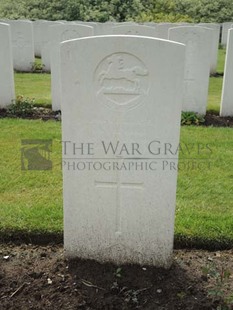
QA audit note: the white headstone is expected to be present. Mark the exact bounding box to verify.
[33,20,47,57]
[221,22,233,46]
[0,19,9,23]
[7,20,34,72]
[112,24,156,36]
[114,22,137,25]
[169,26,212,114]
[155,23,179,39]
[198,23,220,74]
[41,21,64,72]
[61,35,185,267]
[76,21,97,27]
[50,24,94,111]
[144,22,157,27]
[220,29,233,116]
[75,22,114,35]
[177,23,194,26]
[0,23,15,108]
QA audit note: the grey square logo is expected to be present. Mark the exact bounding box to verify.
[21,140,52,170]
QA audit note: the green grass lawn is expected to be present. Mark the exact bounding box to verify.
[0,119,62,235]
[207,76,223,113]
[0,119,232,248]
[207,48,226,113]
[15,72,51,106]
[176,126,233,248]
[216,47,226,73]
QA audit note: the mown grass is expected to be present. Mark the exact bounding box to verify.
[217,47,226,73]
[207,48,225,113]
[14,72,51,106]
[207,77,223,113]
[176,126,233,247]
[0,119,62,234]
[0,119,232,248]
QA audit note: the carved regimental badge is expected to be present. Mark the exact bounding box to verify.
[94,53,149,110]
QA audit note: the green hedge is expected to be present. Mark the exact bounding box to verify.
[0,0,233,23]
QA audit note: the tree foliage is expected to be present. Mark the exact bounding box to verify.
[175,0,233,23]
[0,0,232,22]
[136,0,192,22]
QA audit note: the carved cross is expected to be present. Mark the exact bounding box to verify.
[95,180,144,235]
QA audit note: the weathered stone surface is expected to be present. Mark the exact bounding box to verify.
[61,35,185,267]
[0,23,15,107]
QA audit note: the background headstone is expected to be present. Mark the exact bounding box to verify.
[61,35,185,267]
[73,21,114,35]
[144,22,157,27]
[50,23,94,111]
[198,23,221,74]
[155,23,179,39]
[221,22,233,47]
[93,22,116,35]
[112,24,156,36]
[220,28,233,116]
[41,21,64,72]
[169,26,212,114]
[0,23,15,107]
[7,20,34,72]
[33,20,47,57]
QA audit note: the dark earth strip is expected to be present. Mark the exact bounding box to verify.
[1,244,233,309]
[2,232,233,251]
[1,108,233,127]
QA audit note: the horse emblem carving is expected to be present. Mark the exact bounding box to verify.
[95,53,149,108]
[98,55,148,95]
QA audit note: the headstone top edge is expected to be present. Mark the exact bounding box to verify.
[0,22,10,27]
[60,34,186,48]
[49,23,94,30]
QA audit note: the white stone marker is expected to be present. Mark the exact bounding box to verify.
[220,29,233,116]
[198,23,220,74]
[0,23,15,107]
[112,24,156,36]
[33,20,47,57]
[94,22,116,35]
[155,23,179,39]
[144,22,157,27]
[41,21,64,72]
[7,20,34,72]
[50,24,94,111]
[169,26,212,114]
[221,22,233,46]
[61,35,185,267]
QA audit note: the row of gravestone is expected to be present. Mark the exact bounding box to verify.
[0,20,233,116]
[0,20,223,72]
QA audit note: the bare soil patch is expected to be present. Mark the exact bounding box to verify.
[1,244,233,309]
